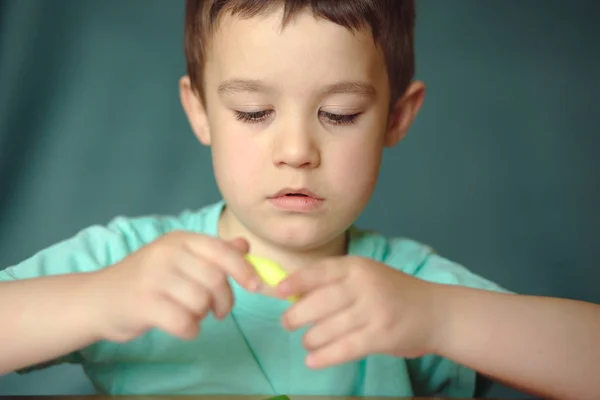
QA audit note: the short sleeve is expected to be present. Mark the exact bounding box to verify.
[1,223,133,282]
[382,238,514,397]
[414,253,512,294]
[0,213,194,373]
[405,353,476,397]
[0,212,198,282]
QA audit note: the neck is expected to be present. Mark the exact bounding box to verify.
[218,206,348,273]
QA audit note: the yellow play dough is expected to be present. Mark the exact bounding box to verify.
[245,254,297,302]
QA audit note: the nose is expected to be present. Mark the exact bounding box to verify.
[272,122,321,169]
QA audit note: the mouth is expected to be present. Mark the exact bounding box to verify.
[270,188,323,200]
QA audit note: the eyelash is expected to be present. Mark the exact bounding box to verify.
[234,110,362,126]
[321,111,361,126]
[234,110,272,124]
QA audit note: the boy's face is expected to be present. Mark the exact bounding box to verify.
[181,7,424,252]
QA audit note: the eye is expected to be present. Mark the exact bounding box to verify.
[320,111,362,126]
[234,110,273,124]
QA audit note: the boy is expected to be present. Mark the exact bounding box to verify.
[1,1,599,399]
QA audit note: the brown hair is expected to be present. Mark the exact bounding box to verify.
[184,0,415,105]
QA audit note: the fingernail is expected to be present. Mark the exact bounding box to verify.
[280,314,290,330]
[249,278,261,292]
[277,280,290,294]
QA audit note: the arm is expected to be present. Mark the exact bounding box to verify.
[0,219,155,374]
[0,273,104,374]
[435,285,600,400]
[0,212,258,376]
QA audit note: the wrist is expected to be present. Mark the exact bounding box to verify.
[426,282,464,357]
[74,270,111,342]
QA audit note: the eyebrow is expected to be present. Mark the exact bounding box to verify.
[218,79,271,95]
[217,79,376,98]
[323,81,377,98]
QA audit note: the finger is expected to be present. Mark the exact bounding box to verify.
[305,328,370,369]
[283,284,354,331]
[151,296,201,340]
[276,258,347,298]
[228,237,250,253]
[172,250,234,319]
[163,271,212,318]
[303,308,366,351]
[187,264,234,319]
[183,234,261,292]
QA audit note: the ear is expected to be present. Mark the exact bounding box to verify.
[179,75,211,146]
[384,80,426,148]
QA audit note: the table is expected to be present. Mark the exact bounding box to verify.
[0,396,503,400]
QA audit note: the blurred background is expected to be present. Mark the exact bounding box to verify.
[0,0,598,398]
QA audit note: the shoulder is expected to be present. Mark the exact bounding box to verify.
[0,201,225,280]
[348,227,510,293]
[105,200,223,243]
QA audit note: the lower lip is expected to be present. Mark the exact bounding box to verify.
[269,195,324,212]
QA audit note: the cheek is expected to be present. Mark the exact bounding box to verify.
[330,140,383,195]
[330,124,385,186]
[211,127,265,196]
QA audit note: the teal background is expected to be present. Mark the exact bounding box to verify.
[0,0,598,398]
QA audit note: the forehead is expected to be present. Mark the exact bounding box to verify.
[203,7,388,96]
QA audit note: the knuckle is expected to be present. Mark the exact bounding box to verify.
[322,258,339,270]
[172,317,193,337]
[332,285,349,302]
[137,267,160,292]
[206,273,229,293]
[212,240,234,258]
[340,309,356,328]
[161,308,191,335]
[339,337,360,356]
[158,231,191,252]
[376,308,396,331]
[192,290,211,314]
[165,230,188,241]
[303,329,318,349]
[347,259,366,278]
[143,241,172,263]
[376,314,391,331]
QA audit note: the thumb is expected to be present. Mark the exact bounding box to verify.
[228,237,250,253]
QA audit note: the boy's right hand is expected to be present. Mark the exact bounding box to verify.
[89,231,261,343]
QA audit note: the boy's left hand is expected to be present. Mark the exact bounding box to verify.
[276,256,446,369]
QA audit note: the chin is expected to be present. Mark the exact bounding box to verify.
[270,236,326,252]
[256,220,346,253]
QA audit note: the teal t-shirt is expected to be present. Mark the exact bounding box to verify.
[0,201,509,397]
